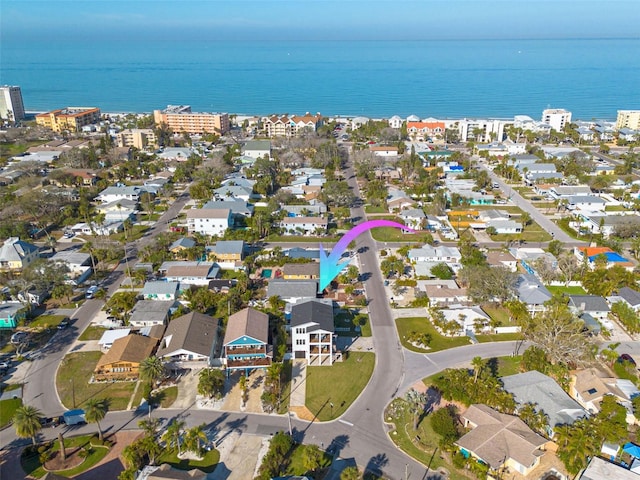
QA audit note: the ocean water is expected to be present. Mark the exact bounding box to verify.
[1,38,638,119]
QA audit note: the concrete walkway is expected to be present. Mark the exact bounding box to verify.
[390,307,428,319]
[171,369,199,410]
[209,431,266,480]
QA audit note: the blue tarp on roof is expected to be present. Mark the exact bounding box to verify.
[623,442,640,458]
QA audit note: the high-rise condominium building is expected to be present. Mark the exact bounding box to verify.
[541,108,572,132]
[116,129,158,149]
[0,86,26,123]
[35,107,101,132]
[616,110,640,130]
[153,105,230,135]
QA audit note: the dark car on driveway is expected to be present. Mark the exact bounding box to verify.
[617,354,637,366]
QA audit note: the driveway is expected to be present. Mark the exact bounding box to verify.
[171,369,199,410]
[209,431,266,480]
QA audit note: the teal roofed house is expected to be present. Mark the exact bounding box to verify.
[0,302,25,329]
[223,307,271,375]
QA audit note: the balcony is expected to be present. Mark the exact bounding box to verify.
[309,334,331,343]
[225,345,266,356]
[309,346,331,355]
[227,357,271,368]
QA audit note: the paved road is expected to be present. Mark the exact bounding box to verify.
[478,163,585,245]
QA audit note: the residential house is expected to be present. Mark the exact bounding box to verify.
[570,368,639,423]
[440,306,491,335]
[455,404,550,477]
[280,217,328,236]
[242,140,271,159]
[514,274,553,313]
[416,280,469,306]
[0,302,25,329]
[160,261,220,286]
[369,145,399,157]
[501,370,589,437]
[282,263,319,280]
[575,213,640,238]
[267,279,319,302]
[0,237,39,271]
[141,282,179,301]
[139,463,207,480]
[291,300,336,366]
[223,308,271,374]
[567,295,610,321]
[69,221,124,237]
[574,246,634,271]
[96,199,138,222]
[202,199,254,220]
[486,251,518,272]
[207,240,245,270]
[169,237,197,256]
[549,185,593,199]
[213,185,256,202]
[208,279,233,293]
[186,208,231,237]
[387,188,416,213]
[399,209,426,230]
[374,168,401,182]
[98,329,131,351]
[579,457,640,480]
[96,185,144,204]
[93,334,157,381]
[157,312,221,365]
[566,195,606,212]
[486,219,522,234]
[388,115,403,129]
[613,287,640,311]
[282,203,327,217]
[511,248,558,276]
[156,147,193,162]
[406,121,445,140]
[444,178,495,205]
[128,300,174,328]
[408,246,462,264]
[285,247,321,261]
[49,250,93,285]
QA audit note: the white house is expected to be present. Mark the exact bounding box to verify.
[96,185,144,204]
[141,281,179,301]
[242,140,271,159]
[98,329,131,351]
[291,299,335,366]
[160,261,220,286]
[408,246,461,264]
[388,115,403,129]
[369,146,399,157]
[440,306,491,335]
[399,208,426,230]
[186,208,231,237]
[566,195,606,212]
[280,217,328,235]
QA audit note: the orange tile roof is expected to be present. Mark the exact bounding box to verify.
[407,121,445,130]
[577,247,613,257]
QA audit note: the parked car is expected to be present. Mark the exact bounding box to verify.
[85,286,101,299]
[617,354,637,366]
[57,318,71,329]
[10,331,28,345]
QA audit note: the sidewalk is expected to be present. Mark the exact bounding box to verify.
[289,360,314,420]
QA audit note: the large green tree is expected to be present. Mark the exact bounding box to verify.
[84,398,109,441]
[197,368,225,399]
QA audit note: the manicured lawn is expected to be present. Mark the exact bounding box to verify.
[547,285,587,295]
[306,352,374,421]
[286,444,332,475]
[21,434,109,478]
[481,305,514,326]
[605,205,628,212]
[496,355,523,377]
[490,219,553,242]
[29,314,66,329]
[476,333,523,343]
[335,309,370,337]
[384,398,469,480]
[158,386,178,408]
[364,205,388,214]
[157,448,220,473]
[395,317,471,353]
[0,397,22,428]
[56,352,136,411]
[78,325,106,341]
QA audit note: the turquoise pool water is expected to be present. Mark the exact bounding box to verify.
[262,269,272,278]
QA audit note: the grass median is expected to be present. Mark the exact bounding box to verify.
[396,317,471,353]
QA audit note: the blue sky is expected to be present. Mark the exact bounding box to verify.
[2,0,639,41]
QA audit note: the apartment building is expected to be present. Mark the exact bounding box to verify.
[616,110,640,130]
[0,85,25,122]
[116,128,158,149]
[261,113,323,137]
[36,107,101,132]
[186,208,231,237]
[541,108,572,132]
[458,119,506,143]
[407,121,445,140]
[153,105,230,134]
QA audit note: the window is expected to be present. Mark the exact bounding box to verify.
[296,339,306,345]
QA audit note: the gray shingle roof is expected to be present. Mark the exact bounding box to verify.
[291,300,334,333]
[618,287,640,307]
[267,279,318,299]
[223,307,269,345]
[567,295,610,313]
[142,281,179,297]
[211,240,245,255]
[515,274,553,305]
[500,371,588,429]
[157,311,220,358]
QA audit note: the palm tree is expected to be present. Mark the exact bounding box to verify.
[162,419,185,455]
[340,466,361,480]
[138,417,161,438]
[197,368,225,399]
[139,356,165,386]
[84,398,109,441]
[471,356,485,384]
[183,424,208,456]
[13,405,42,445]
